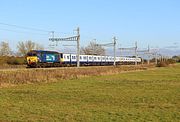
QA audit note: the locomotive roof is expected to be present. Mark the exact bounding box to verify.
[29,50,62,54]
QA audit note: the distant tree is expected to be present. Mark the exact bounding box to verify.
[17,40,44,56]
[81,41,105,55]
[0,41,11,56]
[172,55,180,62]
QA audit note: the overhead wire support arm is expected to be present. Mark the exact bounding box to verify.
[119,47,136,50]
[49,36,79,42]
[118,41,138,66]
[49,27,80,68]
[137,50,149,53]
[95,36,117,66]
[96,43,114,46]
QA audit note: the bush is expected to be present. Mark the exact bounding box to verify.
[166,59,176,64]
[7,58,19,65]
[3,56,26,65]
[156,62,168,67]
[156,59,176,67]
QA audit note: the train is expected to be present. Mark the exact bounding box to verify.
[26,50,141,68]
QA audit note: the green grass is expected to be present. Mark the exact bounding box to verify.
[0,65,180,121]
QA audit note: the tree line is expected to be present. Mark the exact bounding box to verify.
[0,40,105,57]
[0,40,43,57]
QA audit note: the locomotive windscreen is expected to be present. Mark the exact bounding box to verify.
[27,52,37,56]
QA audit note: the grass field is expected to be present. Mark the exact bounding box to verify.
[0,64,180,121]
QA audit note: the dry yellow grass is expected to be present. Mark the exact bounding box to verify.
[0,64,154,86]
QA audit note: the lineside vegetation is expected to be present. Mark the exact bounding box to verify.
[0,65,152,85]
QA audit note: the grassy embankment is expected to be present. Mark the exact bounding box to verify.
[0,64,179,121]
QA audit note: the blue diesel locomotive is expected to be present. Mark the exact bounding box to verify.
[26,50,63,67]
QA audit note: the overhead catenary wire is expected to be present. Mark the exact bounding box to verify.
[0,28,49,36]
[0,22,50,33]
[0,22,73,36]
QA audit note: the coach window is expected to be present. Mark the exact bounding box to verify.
[67,56,70,59]
[83,56,86,60]
[80,56,82,60]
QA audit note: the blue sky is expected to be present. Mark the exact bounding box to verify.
[0,0,180,54]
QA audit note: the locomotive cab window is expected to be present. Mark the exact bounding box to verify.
[27,52,37,56]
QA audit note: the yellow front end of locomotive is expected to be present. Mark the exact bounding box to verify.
[27,56,38,65]
[60,58,64,63]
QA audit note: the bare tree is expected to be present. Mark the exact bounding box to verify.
[17,41,29,56]
[0,41,11,56]
[17,40,44,56]
[81,41,105,55]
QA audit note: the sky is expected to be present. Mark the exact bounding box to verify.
[0,0,180,55]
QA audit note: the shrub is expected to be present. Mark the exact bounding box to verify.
[156,62,168,67]
[6,57,25,65]
[166,59,176,64]
[156,58,176,67]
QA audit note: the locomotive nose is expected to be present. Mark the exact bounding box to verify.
[28,58,32,64]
